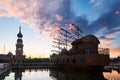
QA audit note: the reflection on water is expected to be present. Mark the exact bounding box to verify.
[50,69,106,80]
[103,70,120,80]
[3,69,51,80]
[0,69,120,80]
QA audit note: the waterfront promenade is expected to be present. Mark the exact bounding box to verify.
[0,63,10,76]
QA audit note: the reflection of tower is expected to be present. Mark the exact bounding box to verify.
[15,26,24,63]
[14,70,22,80]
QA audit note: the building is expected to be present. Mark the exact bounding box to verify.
[14,27,24,63]
[0,51,13,63]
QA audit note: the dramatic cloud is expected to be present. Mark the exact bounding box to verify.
[0,0,89,39]
[99,36,116,41]
[0,0,120,55]
[91,0,120,34]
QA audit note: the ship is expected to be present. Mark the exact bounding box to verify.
[50,24,109,71]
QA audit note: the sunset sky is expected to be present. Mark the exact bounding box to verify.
[0,0,120,58]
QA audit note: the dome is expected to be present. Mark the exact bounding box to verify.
[17,39,23,43]
[72,34,100,45]
[17,32,23,38]
[8,51,13,56]
[17,26,23,38]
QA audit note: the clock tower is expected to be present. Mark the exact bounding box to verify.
[15,26,24,63]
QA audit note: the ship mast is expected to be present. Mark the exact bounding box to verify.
[70,23,83,39]
[51,38,62,54]
[51,23,83,54]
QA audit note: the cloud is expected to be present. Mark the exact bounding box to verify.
[89,0,95,3]
[110,47,120,58]
[98,33,116,48]
[88,0,120,35]
[0,0,74,37]
[89,0,104,6]
[99,36,116,41]
[0,11,6,16]
[0,0,120,51]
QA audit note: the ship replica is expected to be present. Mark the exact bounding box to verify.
[50,23,109,71]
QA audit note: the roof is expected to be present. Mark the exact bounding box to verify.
[17,27,23,38]
[71,35,100,45]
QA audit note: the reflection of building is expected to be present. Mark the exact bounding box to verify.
[51,35,109,71]
[14,27,24,63]
[12,69,25,80]
[50,69,106,80]
[15,70,22,80]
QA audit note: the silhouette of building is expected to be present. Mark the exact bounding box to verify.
[14,26,24,63]
[0,51,13,63]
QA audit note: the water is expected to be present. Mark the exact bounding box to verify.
[1,69,120,80]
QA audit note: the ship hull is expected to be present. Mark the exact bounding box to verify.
[51,54,109,71]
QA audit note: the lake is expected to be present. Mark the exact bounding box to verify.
[1,69,120,80]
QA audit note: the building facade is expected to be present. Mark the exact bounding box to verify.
[15,27,24,63]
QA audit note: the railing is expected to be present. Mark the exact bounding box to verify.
[98,48,109,55]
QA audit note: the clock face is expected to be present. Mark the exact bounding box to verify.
[18,48,22,50]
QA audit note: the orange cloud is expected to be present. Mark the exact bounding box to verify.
[21,16,30,23]
[0,12,6,16]
[110,48,120,58]
[103,71,120,79]
[0,0,68,40]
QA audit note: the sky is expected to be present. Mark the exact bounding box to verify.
[0,0,120,58]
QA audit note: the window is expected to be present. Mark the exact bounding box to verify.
[72,58,76,64]
[84,48,90,54]
[80,58,86,64]
[66,59,69,63]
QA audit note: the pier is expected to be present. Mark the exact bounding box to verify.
[104,63,120,73]
[11,62,57,69]
[0,63,10,77]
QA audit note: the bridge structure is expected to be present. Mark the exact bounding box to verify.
[11,62,57,69]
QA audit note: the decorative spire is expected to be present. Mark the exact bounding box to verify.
[19,26,21,33]
[17,26,23,38]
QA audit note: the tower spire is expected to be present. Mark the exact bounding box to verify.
[19,26,21,33]
[17,26,23,38]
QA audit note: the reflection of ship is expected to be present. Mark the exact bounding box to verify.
[50,35,109,71]
[50,69,107,80]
